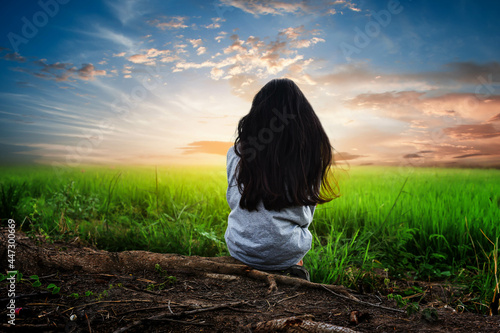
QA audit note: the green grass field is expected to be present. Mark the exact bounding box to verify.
[1,165,499,313]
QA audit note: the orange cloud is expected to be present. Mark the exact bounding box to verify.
[443,123,500,140]
[489,113,500,122]
[181,141,234,155]
[346,90,500,123]
[126,48,177,66]
[19,59,107,82]
[279,26,324,48]
[77,64,106,80]
[334,151,364,161]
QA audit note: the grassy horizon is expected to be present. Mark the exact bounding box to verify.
[1,164,499,314]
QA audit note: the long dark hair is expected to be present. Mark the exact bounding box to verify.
[234,78,339,211]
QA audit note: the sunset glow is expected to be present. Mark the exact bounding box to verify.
[1,0,499,167]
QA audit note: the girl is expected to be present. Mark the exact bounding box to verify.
[225,78,339,280]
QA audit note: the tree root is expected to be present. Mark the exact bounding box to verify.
[1,231,359,301]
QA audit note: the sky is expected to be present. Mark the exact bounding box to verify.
[0,0,499,168]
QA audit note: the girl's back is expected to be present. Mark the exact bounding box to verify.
[224,78,339,273]
[225,145,316,270]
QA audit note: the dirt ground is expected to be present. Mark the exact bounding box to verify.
[1,234,500,332]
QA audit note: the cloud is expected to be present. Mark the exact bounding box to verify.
[105,0,141,25]
[346,89,500,124]
[314,61,500,92]
[25,60,73,81]
[329,0,361,13]
[334,151,364,161]
[173,43,189,56]
[339,83,500,166]
[121,65,132,77]
[279,26,308,40]
[175,60,217,71]
[219,0,309,16]
[126,48,177,65]
[95,27,135,49]
[279,26,324,49]
[185,40,208,56]
[454,142,500,162]
[181,141,233,155]
[187,28,323,97]
[443,123,500,140]
[489,113,500,122]
[315,62,380,85]
[226,73,263,100]
[215,31,227,43]
[189,39,203,48]
[174,30,313,87]
[291,37,325,48]
[159,24,323,99]
[403,153,422,159]
[348,90,425,107]
[386,61,500,87]
[204,17,225,29]
[345,90,426,121]
[441,61,500,84]
[77,64,106,80]
[217,0,361,16]
[3,52,27,63]
[394,130,500,167]
[20,59,107,82]
[454,153,491,159]
[148,16,189,30]
[210,67,224,80]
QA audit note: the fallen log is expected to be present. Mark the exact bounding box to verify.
[1,231,358,300]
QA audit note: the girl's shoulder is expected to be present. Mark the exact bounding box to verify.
[226,145,239,181]
[226,145,237,161]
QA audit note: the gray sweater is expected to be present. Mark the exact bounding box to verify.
[224,146,316,270]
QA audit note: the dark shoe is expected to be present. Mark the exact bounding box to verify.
[285,265,310,281]
[266,265,310,281]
